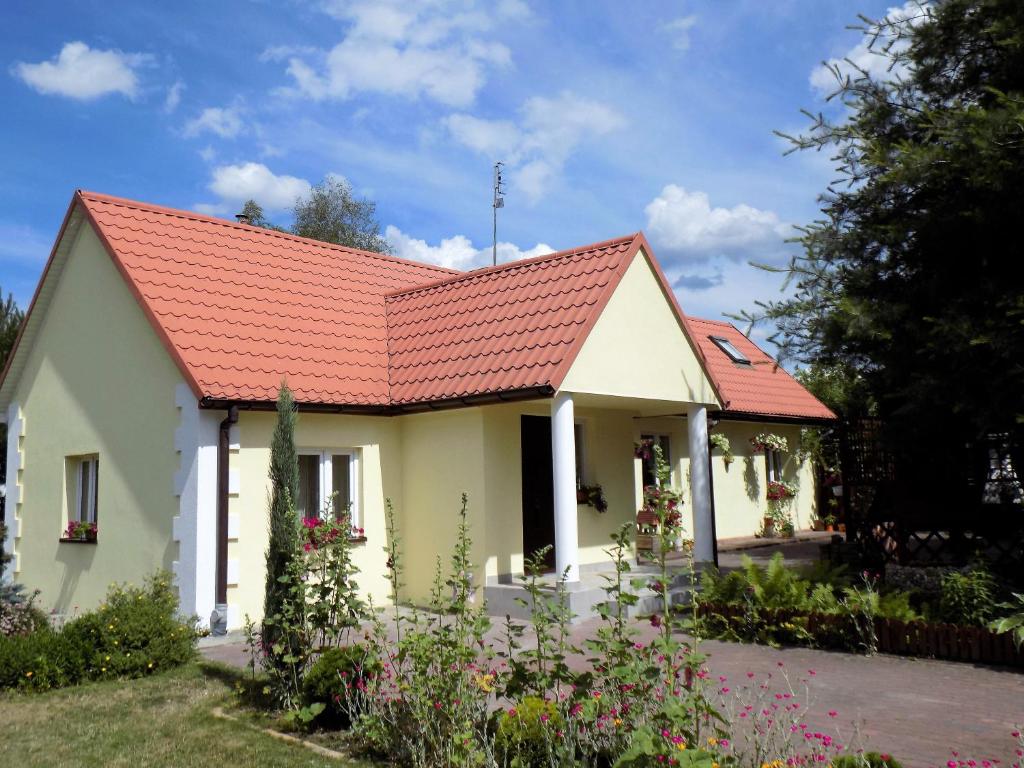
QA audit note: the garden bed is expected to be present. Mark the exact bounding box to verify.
[700,603,1024,667]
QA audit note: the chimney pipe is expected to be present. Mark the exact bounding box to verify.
[235,213,250,225]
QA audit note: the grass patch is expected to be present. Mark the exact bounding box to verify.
[0,661,376,767]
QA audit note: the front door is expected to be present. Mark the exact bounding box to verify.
[521,415,556,571]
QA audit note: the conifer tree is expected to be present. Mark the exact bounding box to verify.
[263,383,299,640]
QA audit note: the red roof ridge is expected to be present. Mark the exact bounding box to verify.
[384,232,642,300]
[76,189,460,278]
[687,315,739,328]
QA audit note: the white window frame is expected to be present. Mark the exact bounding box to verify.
[297,449,360,527]
[72,456,99,525]
[765,449,784,483]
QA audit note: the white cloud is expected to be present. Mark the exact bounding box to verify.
[662,15,698,52]
[445,91,627,203]
[385,225,552,271]
[208,162,312,210]
[164,80,184,112]
[279,1,519,107]
[184,106,244,138]
[12,41,152,100]
[644,185,790,260]
[810,2,931,94]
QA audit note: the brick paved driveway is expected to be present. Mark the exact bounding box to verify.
[201,614,1022,767]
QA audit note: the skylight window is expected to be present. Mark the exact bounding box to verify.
[709,336,750,365]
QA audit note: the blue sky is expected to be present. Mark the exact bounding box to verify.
[0,0,901,345]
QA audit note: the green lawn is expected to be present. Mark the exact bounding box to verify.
[0,662,373,767]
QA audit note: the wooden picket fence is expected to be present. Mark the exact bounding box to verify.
[699,603,1024,668]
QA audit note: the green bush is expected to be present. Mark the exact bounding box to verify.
[0,571,196,692]
[937,566,997,627]
[495,696,564,768]
[302,644,382,728]
[833,751,903,768]
[0,625,93,691]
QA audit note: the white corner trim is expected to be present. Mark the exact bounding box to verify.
[227,468,240,496]
[228,424,240,450]
[226,558,239,586]
[172,383,219,628]
[227,513,240,540]
[3,402,24,580]
[227,604,240,630]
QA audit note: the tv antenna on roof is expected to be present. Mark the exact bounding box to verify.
[492,161,505,266]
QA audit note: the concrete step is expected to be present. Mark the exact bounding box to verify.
[484,565,698,623]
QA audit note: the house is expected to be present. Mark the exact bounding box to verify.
[0,191,834,630]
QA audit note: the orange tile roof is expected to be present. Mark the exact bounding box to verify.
[385,235,642,404]
[2,190,831,422]
[687,317,836,421]
[78,191,455,405]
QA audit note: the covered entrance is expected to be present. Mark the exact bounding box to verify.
[520,415,556,571]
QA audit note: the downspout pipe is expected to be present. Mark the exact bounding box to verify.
[211,405,239,636]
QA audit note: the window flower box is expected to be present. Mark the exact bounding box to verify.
[62,520,97,543]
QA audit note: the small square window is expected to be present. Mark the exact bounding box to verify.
[709,336,750,365]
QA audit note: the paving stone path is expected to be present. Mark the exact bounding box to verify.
[200,614,1023,768]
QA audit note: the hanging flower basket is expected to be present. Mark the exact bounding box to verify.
[750,432,789,453]
[633,438,655,461]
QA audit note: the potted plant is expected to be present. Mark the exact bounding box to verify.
[823,514,837,533]
[577,483,608,513]
[750,432,789,454]
[709,432,734,466]
[64,520,97,542]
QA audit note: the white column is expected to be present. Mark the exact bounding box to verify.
[687,404,714,563]
[551,392,579,582]
[171,384,220,628]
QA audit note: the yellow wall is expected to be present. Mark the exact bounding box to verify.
[11,224,184,614]
[398,408,486,604]
[632,418,816,540]
[479,401,639,580]
[231,411,403,621]
[706,421,815,539]
[560,250,718,408]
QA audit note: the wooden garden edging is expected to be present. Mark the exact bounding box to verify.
[699,603,1024,668]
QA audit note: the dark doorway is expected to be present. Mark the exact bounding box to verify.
[521,415,555,571]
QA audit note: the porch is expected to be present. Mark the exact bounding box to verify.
[476,389,717,620]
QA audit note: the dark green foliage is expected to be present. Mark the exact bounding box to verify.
[936,565,997,626]
[743,0,1024,478]
[264,383,300,643]
[494,696,563,768]
[0,572,195,691]
[833,751,903,768]
[302,644,382,728]
[698,553,918,650]
[292,176,391,254]
[0,625,89,690]
[0,288,22,371]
